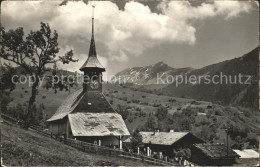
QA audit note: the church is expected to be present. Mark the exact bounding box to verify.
[47,8,130,148]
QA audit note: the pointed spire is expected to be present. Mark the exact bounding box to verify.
[88,5,96,57]
[92,5,94,35]
[80,6,105,72]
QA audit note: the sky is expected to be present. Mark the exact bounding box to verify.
[1,1,258,79]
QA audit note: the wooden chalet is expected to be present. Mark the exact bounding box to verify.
[190,143,238,166]
[139,131,204,158]
[47,8,130,148]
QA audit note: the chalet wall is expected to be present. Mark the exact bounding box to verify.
[190,146,236,166]
[49,117,67,136]
[75,136,120,146]
[190,146,208,165]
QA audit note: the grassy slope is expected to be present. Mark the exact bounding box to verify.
[9,82,210,128]
[7,82,260,145]
[103,84,260,146]
[8,83,81,119]
[1,123,146,166]
[103,83,211,131]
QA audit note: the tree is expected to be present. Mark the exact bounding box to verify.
[173,148,191,159]
[116,104,129,120]
[0,22,78,126]
[131,130,143,150]
[179,118,192,131]
[155,107,168,120]
[0,65,17,96]
[1,95,13,114]
[144,115,158,131]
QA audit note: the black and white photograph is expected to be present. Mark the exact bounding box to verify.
[0,0,259,166]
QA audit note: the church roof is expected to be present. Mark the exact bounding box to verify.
[79,56,105,71]
[68,112,130,136]
[75,90,115,113]
[47,89,84,121]
[47,88,115,122]
[47,88,130,136]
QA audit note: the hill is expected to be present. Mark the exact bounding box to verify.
[162,47,258,109]
[113,47,258,109]
[5,78,260,149]
[103,83,260,150]
[3,46,259,153]
[1,123,144,166]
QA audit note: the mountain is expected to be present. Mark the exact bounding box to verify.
[113,47,259,109]
[114,61,193,85]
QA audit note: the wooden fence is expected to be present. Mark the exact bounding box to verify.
[62,138,178,166]
[1,114,179,166]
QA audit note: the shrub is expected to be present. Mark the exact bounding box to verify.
[153,103,161,107]
[136,107,141,112]
[110,99,113,104]
[215,109,223,116]
[155,107,168,120]
[169,98,176,102]
[132,99,140,104]
[128,117,133,123]
[140,102,148,105]
[135,112,138,117]
[122,97,127,101]
[116,104,129,120]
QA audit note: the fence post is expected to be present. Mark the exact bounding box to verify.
[119,135,122,150]
[147,147,150,156]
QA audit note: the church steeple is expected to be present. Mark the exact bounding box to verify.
[80,5,105,72]
[80,6,105,92]
[89,6,97,57]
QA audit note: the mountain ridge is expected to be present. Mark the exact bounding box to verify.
[113,46,259,109]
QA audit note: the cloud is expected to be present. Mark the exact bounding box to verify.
[1,1,59,30]
[1,0,254,67]
[214,1,252,19]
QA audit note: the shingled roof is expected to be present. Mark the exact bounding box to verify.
[47,89,84,121]
[79,56,105,71]
[68,112,130,136]
[47,88,115,122]
[140,131,192,145]
[193,143,238,159]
